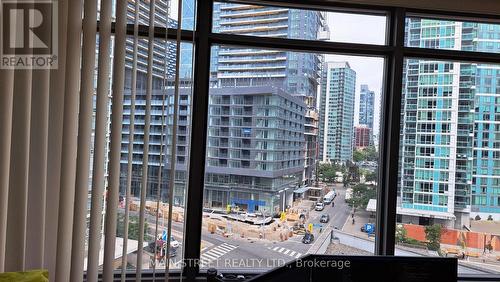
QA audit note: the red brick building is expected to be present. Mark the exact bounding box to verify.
[355,125,371,148]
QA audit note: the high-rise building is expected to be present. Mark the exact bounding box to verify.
[399,18,500,227]
[200,3,327,212]
[359,84,375,131]
[120,0,192,206]
[304,109,319,185]
[120,2,328,212]
[212,3,327,102]
[355,125,372,149]
[204,87,306,213]
[468,24,500,220]
[319,62,356,163]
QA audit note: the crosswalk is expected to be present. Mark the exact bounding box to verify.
[268,246,302,259]
[199,243,238,267]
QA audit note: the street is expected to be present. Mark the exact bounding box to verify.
[167,183,351,270]
[119,183,498,275]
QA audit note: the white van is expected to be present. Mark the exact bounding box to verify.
[323,191,336,204]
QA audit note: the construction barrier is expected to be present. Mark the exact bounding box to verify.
[403,224,500,251]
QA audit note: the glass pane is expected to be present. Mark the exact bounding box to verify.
[201,44,384,270]
[212,2,387,45]
[405,17,500,54]
[180,0,196,31]
[397,58,500,276]
[126,0,172,28]
[125,0,196,30]
[104,38,193,273]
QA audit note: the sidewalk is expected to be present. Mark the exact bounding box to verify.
[341,209,375,239]
[308,227,333,254]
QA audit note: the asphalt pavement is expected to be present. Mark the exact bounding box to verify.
[119,184,497,275]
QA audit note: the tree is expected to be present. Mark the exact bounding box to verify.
[346,183,377,211]
[323,168,337,183]
[318,163,337,183]
[116,214,150,241]
[353,150,364,162]
[353,145,378,162]
[342,161,360,186]
[365,169,377,183]
[424,224,442,251]
[364,145,378,161]
[396,224,408,243]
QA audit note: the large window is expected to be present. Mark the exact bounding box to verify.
[201,45,384,269]
[88,0,196,277]
[4,0,500,280]
[395,17,500,275]
[117,1,500,278]
[93,1,500,279]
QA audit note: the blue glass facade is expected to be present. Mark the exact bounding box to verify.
[319,62,356,163]
[359,84,375,133]
[471,23,500,218]
[400,18,500,226]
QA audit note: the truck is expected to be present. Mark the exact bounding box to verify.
[323,190,336,204]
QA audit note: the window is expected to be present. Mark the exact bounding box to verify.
[213,2,387,45]
[405,17,500,54]
[2,0,500,280]
[202,43,384,269]
[398,43,500,276]
[117,33,195,272]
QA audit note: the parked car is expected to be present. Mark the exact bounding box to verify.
[302,232,315,244]
[315,202,325,211]
[361,223,375,234]
[320,214,330,223]
[169,235,181,248]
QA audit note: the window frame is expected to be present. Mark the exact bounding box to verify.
[111,0,500,279]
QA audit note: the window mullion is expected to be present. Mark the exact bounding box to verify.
[376,7,405,256]
[183,0,214,279]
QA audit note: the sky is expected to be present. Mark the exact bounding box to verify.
[326,13,387,137]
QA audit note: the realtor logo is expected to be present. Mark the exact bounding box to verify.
[1,0,58,69]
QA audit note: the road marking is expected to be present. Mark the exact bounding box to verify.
[210,249,225,256]
[218,244,235,252]
[203,253,219,260]
[268,246,301,259]
[199,243,238,267]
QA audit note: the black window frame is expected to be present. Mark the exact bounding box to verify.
[110,0,500,280]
